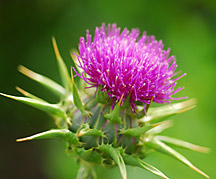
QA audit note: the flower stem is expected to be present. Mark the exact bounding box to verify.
[77,165,97,179]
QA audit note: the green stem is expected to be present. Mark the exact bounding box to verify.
[76,165,97,179]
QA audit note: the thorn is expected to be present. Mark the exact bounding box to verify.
[71,67,75,84]
[152,121,165,127]
[118,94,124,106]
[70,49,79,64]
[16,87,27,95]
[177,105,196,113]
[190,165,209,178]
[66,117,72,126]
[18,65,35,79]
[52,37,61,60]
[0,93,16,100]
[15,86,46,102]
[77,132,83,137]
[16,137,32,142]
[192,146,210,154]
[146,96,154,112]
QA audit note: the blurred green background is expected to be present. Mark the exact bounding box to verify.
[0,0,216,178]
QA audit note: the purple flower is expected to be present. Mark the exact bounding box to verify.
[75,23,187,107]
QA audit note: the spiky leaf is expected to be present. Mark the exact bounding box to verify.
[18,65,65,97]
[123,155,168,179]
[104,95,123,124]
[78,124,105,137]
[96,85,109,104]
[17,129,79,144]
[52,37,72,91]
[99,145,127,179]
[71,70,91,117]
[144,137,209,178]
[0,93,66,119]
[145,120,173,136]
[75,148,103,164]
[140,99,196,124]
[16,87,46,102]
[156,135,210,153]
[120,125,152,137]
[70,49,82,87]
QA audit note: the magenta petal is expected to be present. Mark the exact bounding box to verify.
[76,23,186,106]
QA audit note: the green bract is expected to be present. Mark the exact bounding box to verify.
[0,38,209,179]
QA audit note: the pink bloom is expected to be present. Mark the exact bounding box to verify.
[76,23,187,107]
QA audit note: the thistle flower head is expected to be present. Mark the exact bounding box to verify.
[77,23,187,108]
[0,24,209,179]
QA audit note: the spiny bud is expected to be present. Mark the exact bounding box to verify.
[0,24,209,179]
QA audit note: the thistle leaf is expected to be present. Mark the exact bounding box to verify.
[52,37,72,91]
[78,128,104,137]
[123,155,168,179]
[140,99,196,124]
[121,94,131,109]
[145,137,209,178]
[0,93,66,120]
[17,129,79,144]
[16,86,46,102]
[70,49,82,86]
[120,125,153,137]
[104,95,124,124]
[99,145,127,179]
[145,120,173,136]
[70,49,81,75]
[156,135,210,153]
[71,70,84,110]
[18,65,65,97]
[96,85,109,104]
[75,148,103,164]
[71,69,91,117]
[77,124,105,137]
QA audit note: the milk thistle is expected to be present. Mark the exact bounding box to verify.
[0,23,209,179]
